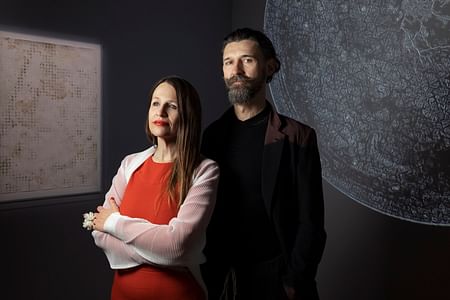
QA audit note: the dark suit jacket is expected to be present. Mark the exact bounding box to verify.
[201,103,326,299]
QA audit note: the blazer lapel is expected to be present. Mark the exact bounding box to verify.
[262,107,285,217]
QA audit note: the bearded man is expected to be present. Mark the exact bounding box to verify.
[201,28,327,300]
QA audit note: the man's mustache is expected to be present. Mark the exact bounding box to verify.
[226,75,252,85]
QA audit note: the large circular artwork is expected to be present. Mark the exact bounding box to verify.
[264,0,450,225]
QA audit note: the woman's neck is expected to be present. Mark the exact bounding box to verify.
[153,139,177,162]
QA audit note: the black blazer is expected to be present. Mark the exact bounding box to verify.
[201,103,326,299]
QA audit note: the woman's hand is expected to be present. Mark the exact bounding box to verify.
[93,198,120,231]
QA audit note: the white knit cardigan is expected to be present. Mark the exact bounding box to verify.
[92,146,219,295]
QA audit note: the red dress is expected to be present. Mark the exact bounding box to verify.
[110,157,205,300]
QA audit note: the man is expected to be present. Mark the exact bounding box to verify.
[201,28,326,300]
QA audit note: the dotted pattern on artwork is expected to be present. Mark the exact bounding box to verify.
[0,32,101,201]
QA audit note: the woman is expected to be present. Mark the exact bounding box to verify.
[90,76,219,299]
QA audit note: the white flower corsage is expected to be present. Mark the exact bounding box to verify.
[82,212,95,231]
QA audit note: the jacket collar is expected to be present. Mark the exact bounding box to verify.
[264,101,286,145]
[263,102,286,215]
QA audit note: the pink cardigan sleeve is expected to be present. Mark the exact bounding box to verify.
[91,151,145,268]
[92,157,219,268]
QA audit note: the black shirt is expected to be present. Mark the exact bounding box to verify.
[217,105,280,264]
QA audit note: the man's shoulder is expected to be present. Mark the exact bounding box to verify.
[276,112,315,134]
[204,108,234,134]
[272,111,317,146]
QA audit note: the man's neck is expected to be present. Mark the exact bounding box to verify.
[233,96,266,121]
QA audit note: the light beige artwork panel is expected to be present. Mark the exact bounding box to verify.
[0,31,101,201]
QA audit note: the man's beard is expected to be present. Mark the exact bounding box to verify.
[224,75,265,105]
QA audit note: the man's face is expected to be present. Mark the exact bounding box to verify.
[222,39,268,105]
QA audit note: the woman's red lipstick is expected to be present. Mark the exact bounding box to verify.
[153,120,169,126]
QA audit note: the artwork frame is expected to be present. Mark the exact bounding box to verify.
[0,30,102,202]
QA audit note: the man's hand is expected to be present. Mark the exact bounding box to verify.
[284,285,296,300]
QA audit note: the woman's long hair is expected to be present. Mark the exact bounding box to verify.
[145,76,202,206]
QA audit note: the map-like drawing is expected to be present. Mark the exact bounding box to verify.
[264,0,449,225]
[0,31,101,202]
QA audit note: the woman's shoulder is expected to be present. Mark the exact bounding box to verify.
[193,157,220,180]
[121,146,156,168]
[198,156,219,169]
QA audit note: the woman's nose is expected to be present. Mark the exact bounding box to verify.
[156,105,168,117]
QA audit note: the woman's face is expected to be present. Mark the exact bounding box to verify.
[148,82,179,142]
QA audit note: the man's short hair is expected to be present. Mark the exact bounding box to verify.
[223,27,281,82]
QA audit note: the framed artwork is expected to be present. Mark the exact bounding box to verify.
[0,30,102,202]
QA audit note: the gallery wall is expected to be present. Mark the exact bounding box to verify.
[0,1,230,299]
[231,1,450,299]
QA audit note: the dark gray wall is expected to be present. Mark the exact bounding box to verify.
[0,1,230,299]
[2,1,449,299]
[232,1,450,299]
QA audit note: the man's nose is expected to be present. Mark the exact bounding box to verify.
[230,61,244,76]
